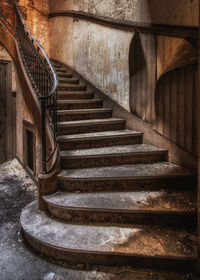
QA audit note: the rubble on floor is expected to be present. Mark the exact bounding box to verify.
[0,159,199,280]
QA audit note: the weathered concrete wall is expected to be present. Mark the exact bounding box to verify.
[49,0,199,27]
[18,0,50,55]
[50,17,132,110]
[16,74,41,176]
[0,46,41,175]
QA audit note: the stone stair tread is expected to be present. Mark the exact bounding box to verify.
[57,118,125,126]
[59,78,79,83]
[58,108,112,114]
[57,99,102,104]
[57,91,93,94]
[57,129,142,140]
[58,83,85,87]
[60,144,167,157]
[58,162,195,179]
[43,190,196,213]
[21,201,198,259]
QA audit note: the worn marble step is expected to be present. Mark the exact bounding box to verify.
[57,163,196,192]
[58,84,86,91]
[57,99,103,110]
[21,201,198,271]
[57,130,143,150]
[60,144,168,169]
[55,68,67,73]
[57,91,94,100]
[57,118,126,135]
[57,108,113,122]
[43,190,197,227]
[58,77,79,84]
[57,72,73,78]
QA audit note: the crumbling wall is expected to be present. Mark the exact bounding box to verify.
[0,46,41,175]
[19,0,50,55]
[50,0,198,27]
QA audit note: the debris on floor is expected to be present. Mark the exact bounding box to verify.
[0,159,199,280]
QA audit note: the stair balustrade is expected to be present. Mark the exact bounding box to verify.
[0,0,58,174]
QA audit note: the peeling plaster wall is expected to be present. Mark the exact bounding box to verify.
[16,75,41,176]
[50,17,133,110]
[50,0,199,27]
[50,0,198,111]
[0,46,41,175]
[19,0,50,55]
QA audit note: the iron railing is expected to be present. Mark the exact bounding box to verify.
[0,0,58,174]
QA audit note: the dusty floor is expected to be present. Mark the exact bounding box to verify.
[0,159,199,280]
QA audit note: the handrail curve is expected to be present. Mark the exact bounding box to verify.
[0,0,59,174]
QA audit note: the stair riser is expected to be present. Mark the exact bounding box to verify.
[57,93,94,100]
[57,73,73,78]
[58,85,86,91]
[61,152,168,169]
[57,102,103,110]
[45,203,197,228]
[58,135,143,150]
[23,232,198,272]
[58,176,196,192]
[58,111,112,122]
[56,69,67,73]
[57,122,126,135]
[59,79,79,84]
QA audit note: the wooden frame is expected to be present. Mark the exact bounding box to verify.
[0,60,16,162]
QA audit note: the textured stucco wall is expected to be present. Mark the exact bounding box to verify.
[50,0,199,111]
[50,0,198,27]
[19,0,50,55]
[0,46,41,175]
[50,17,133,110]
[16,75,41,176]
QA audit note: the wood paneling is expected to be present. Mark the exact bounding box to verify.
[129,32,198,156]
[129,33,156,123]
[0,61,7,163]
[0,60,16,162]
[155,63,198,156]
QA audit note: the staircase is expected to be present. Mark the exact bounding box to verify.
[21,62,198,272]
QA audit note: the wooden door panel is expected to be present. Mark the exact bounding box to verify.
[0,62,7,163]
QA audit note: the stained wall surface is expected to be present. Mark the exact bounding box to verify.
[49,0,199,159]
[18,0,50,55]
[0,46,41,175]
[49,0,198,27]
[50,16,132,110]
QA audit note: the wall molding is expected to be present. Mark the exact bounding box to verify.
[49,10,198,39]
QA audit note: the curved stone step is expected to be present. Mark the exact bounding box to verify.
[58,84,86,91]
[57,130,143,150]
[21,201,198,271]
[57,118,126,135]
[57,99,103,110]
[56,68,67,73]
[57,163,196,192]
[58,108,113,121]
[57,72,73,78]
[43,190,197,227]
[60,144,168,168]
[58,77,79,84]
[57,91,94,100]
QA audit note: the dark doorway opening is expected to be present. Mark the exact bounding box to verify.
[23,121,36,176]
[0,60,16,163]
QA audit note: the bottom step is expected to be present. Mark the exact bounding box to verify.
[21,201,198,272]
